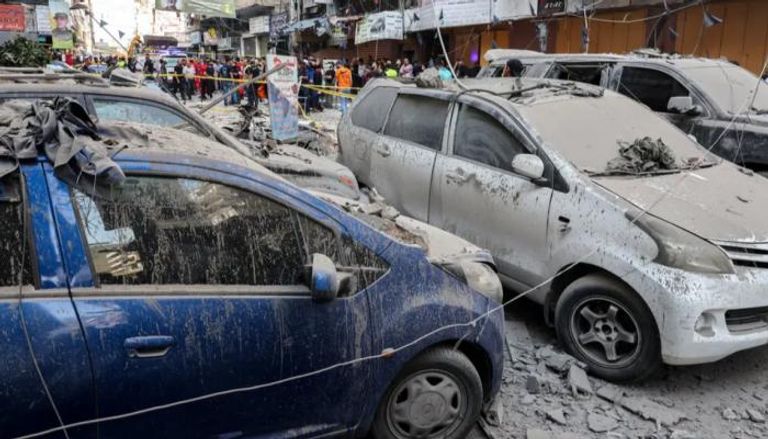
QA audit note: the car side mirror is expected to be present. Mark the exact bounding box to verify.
[512,154,545,180]
[667,96,702,116]
[310,253,339,302]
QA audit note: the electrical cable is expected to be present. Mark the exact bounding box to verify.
[13,50,768,439]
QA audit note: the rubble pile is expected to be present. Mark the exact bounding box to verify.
[485,312,768,439]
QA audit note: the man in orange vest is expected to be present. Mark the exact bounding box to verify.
[335,61,353,114]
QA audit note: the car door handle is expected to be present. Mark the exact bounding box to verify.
[375,144,391,157]
[446,169,474,184]
[124,336,175,358]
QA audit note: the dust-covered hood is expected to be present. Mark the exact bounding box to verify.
[593,163,768,243]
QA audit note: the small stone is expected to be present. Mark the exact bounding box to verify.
[545,408,567,425]
[723,408,742,421]
[568,364,593,397]
[597,384,625,403]
[670,430,697,439]
[381,205,399,220]
[520,394,536,405]
[526,375,541,394]
[526,429,553,439]
[545,352,576,374]
[587,413,618,433]
[747,408,765,423]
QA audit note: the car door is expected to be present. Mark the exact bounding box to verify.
[53,168,373,438]
[371,91,452,222]
[612,64,706,134]
[429,97,555,289]
[0,164,96,439]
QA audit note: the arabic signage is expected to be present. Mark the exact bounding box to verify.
[249,15,269,35]
[269,12,289,40]
[35,5,51,34]
[49,0,73,49]
[355,11,403,44]
[538,0,565,16]
[155,0,236,18]
[0,4,25,32]
[266,55,299,142]
[406,0,491,32]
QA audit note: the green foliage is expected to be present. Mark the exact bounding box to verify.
[0,36,50,67]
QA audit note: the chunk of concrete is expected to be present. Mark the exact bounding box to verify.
[545,352,577,374]
[545,408,567,425]
[747,408,765,423]
[722,408,741,421]
[596,384,625,403]
[526,429,553,439]
[621,397,687,426]
[526,375,541,394]
[587,413,619,433]
[568,364,593,397]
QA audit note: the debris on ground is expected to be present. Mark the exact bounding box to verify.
[606,136,678,174]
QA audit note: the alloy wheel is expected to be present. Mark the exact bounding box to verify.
[569,296,641,368]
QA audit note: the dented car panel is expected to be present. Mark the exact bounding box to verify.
[4,138,504,438]
[338,77,768,368]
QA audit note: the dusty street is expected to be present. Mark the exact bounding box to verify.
[484,299,768,439]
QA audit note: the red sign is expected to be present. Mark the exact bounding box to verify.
[0,4,25,32]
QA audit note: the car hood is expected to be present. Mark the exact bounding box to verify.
[592,164,768,243]
[309,191,494,265]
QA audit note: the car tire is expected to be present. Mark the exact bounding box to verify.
[555,274,661,382]
[371,347,483,439]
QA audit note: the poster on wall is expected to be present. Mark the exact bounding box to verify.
[266,55,299,141]
[35,6,51,34]
[49,0,73,49]
[269,12,289,40]
[0,4,25,32]
[355,11,403,44]
[494,0,536,20]
[155,0,236,18]
[406,0,491,31]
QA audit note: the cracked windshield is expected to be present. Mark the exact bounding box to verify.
[1,0,768,438]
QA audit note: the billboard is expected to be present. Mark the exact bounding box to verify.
[249,16,269,35]
[494,0,536,20]
[266,55,299,142]
[0,4,25,32]
[355,11,403,45]
[155,0,236,18]
[269,12,289,40]
[49,0,73,49]
[405,0,491,32]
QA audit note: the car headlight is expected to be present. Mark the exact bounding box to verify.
[442,261,504,303]
[629,212,734,274]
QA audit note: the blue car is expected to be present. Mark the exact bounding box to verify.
[1,119,504,438]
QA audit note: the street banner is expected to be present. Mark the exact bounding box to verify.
[266,55,299,142]
[0,4,25,32]
[35,6,51,35]
[269,12,289,40]
[49,0,73,49]
[155,0,236,18]
[494,0,536,20]
[406,0,491,32]
[249,16,269,35]
[355,11,403,44]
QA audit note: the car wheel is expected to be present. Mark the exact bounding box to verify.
[555,274,661,382]
[372,347,483,439]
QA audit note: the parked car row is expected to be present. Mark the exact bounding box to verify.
[480,49,768,175]
[338,74,768,382]
[0,73,505,438]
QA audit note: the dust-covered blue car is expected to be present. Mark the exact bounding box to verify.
[0,100,504,439]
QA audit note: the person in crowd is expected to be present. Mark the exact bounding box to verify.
[312,59,324,111]
[172,59,189,102]
[335,61,353,114]
[203,59,215,100]
[384,62,398,78]
[436,59,453,81]
[244,59,260,107]
[143,54,155,76]
[502,58,525,77]
[220,59,233,105]
[183,59,196,100]
[399,58,413,78]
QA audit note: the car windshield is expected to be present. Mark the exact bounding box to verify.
[517,94,719,175]
[680,63,768,114]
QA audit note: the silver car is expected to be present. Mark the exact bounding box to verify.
[339,77,768,381]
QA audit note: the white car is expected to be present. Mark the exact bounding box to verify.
[338,77,768,381]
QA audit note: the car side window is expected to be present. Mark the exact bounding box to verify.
[72,176,325,287]
[351,87,397,132]
[0,174,33,287]
[453,105,526,173]
[92,99,207,136]
[618,67,689,112]
[384,94,450,151]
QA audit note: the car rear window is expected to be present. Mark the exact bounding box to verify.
[351,86,397,132]
[384,94,450,151]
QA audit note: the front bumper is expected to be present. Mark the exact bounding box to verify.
[632,264,768,365]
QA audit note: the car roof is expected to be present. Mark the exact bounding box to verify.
[487,51,737,70]
[368,76,608,107]
[0,82,180,105]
